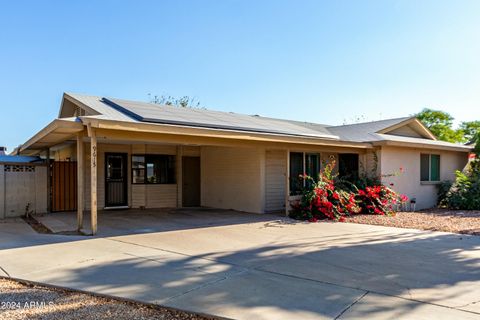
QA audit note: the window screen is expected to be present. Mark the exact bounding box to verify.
[132,155,145,183]
[430,154,440,181]
[339,153,359,181]
[306,153,320,180]
[420,154,430,181]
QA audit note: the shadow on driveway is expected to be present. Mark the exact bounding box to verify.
[0,208,290,250]
[2,209,480,319]
[18,231,480,319]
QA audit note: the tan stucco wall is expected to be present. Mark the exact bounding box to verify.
[380,146,469,210]
[201,146,265,213]
[53,144,76,161]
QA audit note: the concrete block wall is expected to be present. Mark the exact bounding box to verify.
[0,164,4,219]
[0,164,47,219]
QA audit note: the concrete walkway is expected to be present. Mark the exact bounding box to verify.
[1,209,479,319]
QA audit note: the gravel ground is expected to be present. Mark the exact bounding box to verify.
[0,278,213,320]
[344,209,480,236]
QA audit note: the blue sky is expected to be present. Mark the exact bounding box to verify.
[1,0,479,152]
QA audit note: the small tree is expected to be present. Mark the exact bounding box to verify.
[415,108,464,143]
[473,133,480,156]
[459,121,480,144]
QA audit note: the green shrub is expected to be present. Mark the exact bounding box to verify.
[440,160,480,209]
[437,180,453,205]
[440,136,480,210]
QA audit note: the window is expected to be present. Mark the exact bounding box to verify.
[107,155,124,180]
[420,154,440,182]
[306,153,320,179]
[289,152,320,195]
[289,152,303,195]
[132,155,176,184]
[132,156,145,183]
[339,154,359,182]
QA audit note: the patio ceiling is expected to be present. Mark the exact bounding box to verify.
[19,119,84,155]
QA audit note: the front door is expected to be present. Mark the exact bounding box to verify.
[105,153,128,208]
[182,156,200,207]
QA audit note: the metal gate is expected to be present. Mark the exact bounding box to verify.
[51,161,77,212]
[105,153,128,208]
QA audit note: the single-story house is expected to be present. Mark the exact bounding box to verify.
[16,93,471,234]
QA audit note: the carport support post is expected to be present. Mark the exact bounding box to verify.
[89,126,98,235]
[285,149,290,217]
[76,133,84,231]
[46,148,51,213]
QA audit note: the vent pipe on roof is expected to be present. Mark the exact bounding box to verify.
[0,147,6,155]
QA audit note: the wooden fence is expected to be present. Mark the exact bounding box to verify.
[51,161,77,212]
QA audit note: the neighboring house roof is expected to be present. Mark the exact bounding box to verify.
[0,155,43,163]
[20,92,473,153]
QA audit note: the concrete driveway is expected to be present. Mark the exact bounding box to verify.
[1,209,479,319]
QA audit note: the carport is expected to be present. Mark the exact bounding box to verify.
[18,114,272,235]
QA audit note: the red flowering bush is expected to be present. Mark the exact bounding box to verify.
[289,160,408,222]
[355,185,400,215]
[290,161,360,221]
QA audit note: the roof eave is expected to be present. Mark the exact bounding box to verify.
[372,140,473,152]
[19,119,85,154]
[81,117,371,149]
